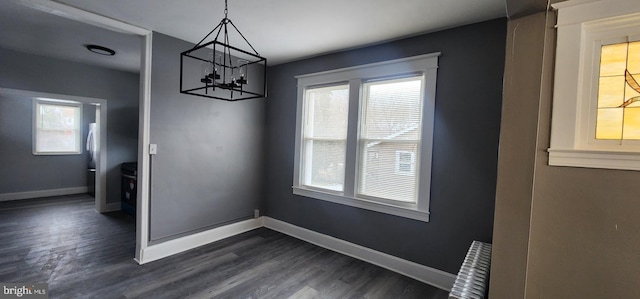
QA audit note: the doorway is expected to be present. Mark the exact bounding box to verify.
[0,88,109,212]
[19,0,154,263]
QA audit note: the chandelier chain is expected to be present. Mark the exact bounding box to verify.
[224,0,228,18]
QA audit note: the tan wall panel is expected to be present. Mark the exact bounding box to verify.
[494,5,640,298]
[489,12,548,299]
[526,11,640,298]
[527,166,640,298]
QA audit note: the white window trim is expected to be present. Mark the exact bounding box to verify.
[293,53,440,222]
[549,0,640,170]
[33,98,83,155]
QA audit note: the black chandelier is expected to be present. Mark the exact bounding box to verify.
[180,0,267,101]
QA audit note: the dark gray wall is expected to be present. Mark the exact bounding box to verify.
[0,94,96,194]
[0,47,140,204]
[265,18,507,274]
[149,33,265,242]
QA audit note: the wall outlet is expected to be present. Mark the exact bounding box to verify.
[254,209,260,218]
[149,144,157,155]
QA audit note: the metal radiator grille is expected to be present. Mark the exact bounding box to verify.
[449,241,492,299]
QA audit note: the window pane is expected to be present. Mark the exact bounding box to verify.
[302,84,349,191]
[600,43,628,77]
[39,104,79,130]
[625,78,640,107]
[358,76,423,203]
[36,130,78,152]
[596,42,640,140]
[598,76,625,108]
[303,140,345,191]
[35,101,81,154]
[628,41,640,74]
[359,142,418,202]
[596,108,623,139]
[361,77,423,140]
[623,108,640,140]
[305,85,349,138]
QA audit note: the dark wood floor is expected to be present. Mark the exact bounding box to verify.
[0,195,448,299]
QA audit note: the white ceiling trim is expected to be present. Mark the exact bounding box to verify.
[18,0,150,35]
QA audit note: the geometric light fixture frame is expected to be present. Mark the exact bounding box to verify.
[180,0,267,101]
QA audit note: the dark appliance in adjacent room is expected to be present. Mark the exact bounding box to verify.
[121,162,137,216]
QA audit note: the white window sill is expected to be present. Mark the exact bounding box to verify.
[292,186,430,222]
[548,148,640,171]
[33,151,82,155]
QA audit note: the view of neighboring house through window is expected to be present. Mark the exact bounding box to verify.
[395,151,416,174]
[33,99,82,155]
[293,53,439,222]
[359,76,422,202]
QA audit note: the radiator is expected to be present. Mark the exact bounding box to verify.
[449,241,492,299]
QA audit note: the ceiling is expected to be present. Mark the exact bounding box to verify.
[0,0,141,72]
[0,0,506,72]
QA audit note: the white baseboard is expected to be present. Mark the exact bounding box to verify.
[104,202,121,212]
[0,187,89,202]
[138,217,264,264]
[134,216,455,292]
[263,217,456,292]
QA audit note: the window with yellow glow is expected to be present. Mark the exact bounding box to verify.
[596,41,640,140]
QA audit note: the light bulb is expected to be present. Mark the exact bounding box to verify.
[200,62,212,84]
[213,53,222,80]
[237,59,248,84]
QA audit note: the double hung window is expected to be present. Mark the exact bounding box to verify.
[33,99,82,155]
[293,53,439,221]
